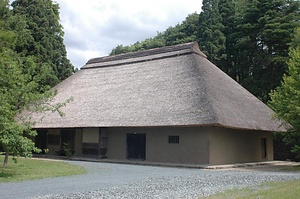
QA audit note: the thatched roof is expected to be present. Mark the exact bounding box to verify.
[29,42,284,132]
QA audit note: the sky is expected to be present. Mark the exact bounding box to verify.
[54,0,202,68]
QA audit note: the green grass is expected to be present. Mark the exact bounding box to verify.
[203,180,300,199]
[202,165,300,199]
[280,165,300,172]
[0,156,86,182]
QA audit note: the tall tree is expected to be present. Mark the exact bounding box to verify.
[270,27,300,160]
[198,0,226,66]
[0,46,69,167]
[217,0,238,79]
[0,0,70,167]
[11,0,73,87]
[0,2,39,167]
[0,51,40,167]
[235,0,300,102]
[269,38,300,160]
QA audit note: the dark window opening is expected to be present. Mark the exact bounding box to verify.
[61,128,75,151]
[35,130,47,154]
[168,135,179,144]
[47,134,60,145]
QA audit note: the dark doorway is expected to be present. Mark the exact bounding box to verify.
[127,133,146,160]
[35,129,47,154]
[261,138,267,160]
[60,128,76,155]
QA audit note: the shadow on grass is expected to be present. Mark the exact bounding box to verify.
[0,169,16,179]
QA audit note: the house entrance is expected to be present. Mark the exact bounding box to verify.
[127,133,146,160]
[261,138,267,160]
[60,128,75,155]
[35,129,47,154]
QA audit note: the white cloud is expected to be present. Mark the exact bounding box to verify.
[56,0,202,68]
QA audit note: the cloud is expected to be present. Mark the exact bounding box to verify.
[56,0,202,68]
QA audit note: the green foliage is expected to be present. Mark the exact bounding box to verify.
[11,0,74,85]
[0,48,36,166]
[62,143,74,158]
[110,33,167,55]
[164,13,199,46]
[0,0,9,18]
[0,122,40,157]
[235,0,300,102]
[109,13,199,55]
[0,49,72,167]
[269,46,300,159]
[198,0,226,65]
[110,44,131,55]
[291,27,300,48]
[0,46,58,167]
[217,0,238,79]
[0,1,72,168]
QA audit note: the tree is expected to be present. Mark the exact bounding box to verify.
[164,13,199,46]
[235,0,300,102]
[0,56,41,167]
[0,47,70,167]
[0,48,69,167]
[217,0,238,79]
[11,0,74,86]
[269,29,300,160]
[0,19,39,167]
[0,0,70,167]
[110,34,166,55]
[110,44,131,56]
[198,0,226,66]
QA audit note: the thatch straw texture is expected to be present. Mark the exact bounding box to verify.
[29,42,284,132]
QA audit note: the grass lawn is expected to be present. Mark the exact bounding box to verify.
[203,180,300,199]
[0,156,86,182]
[202,165,300,199]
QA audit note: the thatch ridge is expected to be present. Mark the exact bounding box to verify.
[83,42,207,69]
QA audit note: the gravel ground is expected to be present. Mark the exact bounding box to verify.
[0,160,299,199]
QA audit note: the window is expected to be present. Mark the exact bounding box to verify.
[168,135,179,144]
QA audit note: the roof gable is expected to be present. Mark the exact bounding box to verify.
[29,42,284,132]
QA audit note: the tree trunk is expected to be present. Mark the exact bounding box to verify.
[3,150,9,168]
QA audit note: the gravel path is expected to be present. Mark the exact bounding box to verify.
[0,160,299,199]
